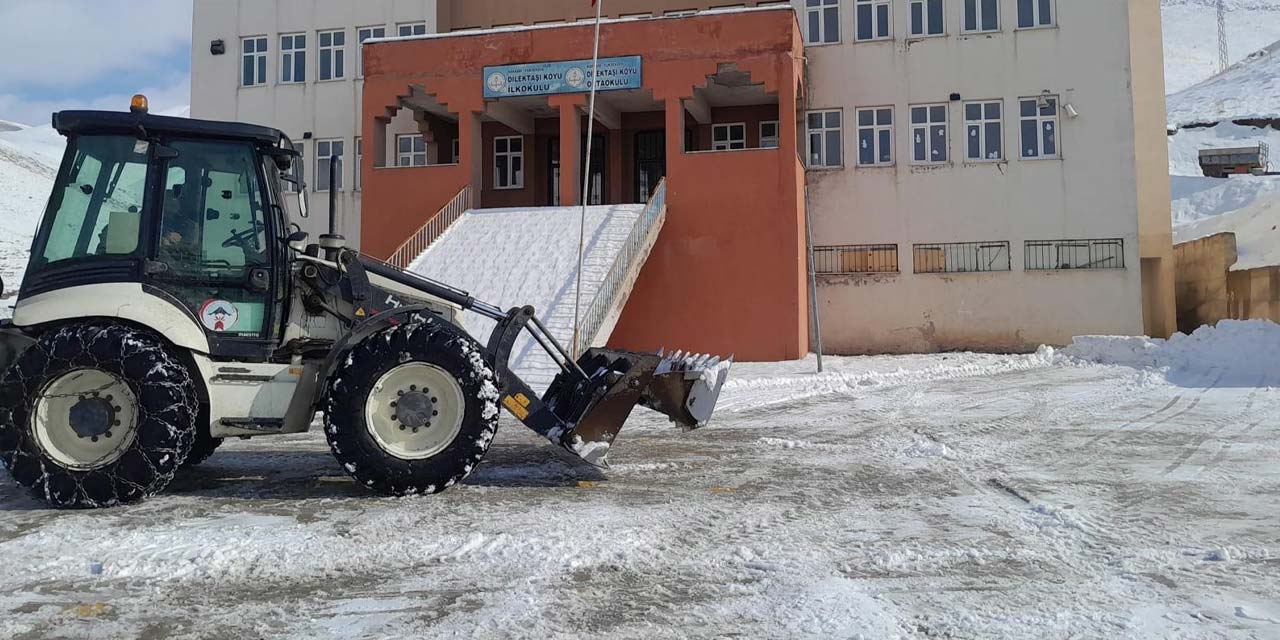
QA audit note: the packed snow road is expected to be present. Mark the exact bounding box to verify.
[2,324,1280,639]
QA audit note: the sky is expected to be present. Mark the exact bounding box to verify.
[0,0,193,127]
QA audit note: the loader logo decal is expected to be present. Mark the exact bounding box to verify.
[199,299,239,332]
[503,394,531,420]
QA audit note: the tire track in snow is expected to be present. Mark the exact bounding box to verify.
[1160,372,1268,477]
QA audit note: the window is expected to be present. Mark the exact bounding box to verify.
[1020,95,1059,159]
[494,136,524,189]
[805,0,840,45]
[964,101,1003,162]
[806,110,843,168]
[280,33,306,83]
[354,137,362,190]
[397,134,426,167]
[357,26,386,78]
[1017,0,1054,28]
[814,244,899,274]
[397,22,427,37]
[1025,239,1125,270]
[760,121,780,149]
[318,29,346,81]
[316,139,344,192]
[452,139,460,164]
[914,242,1011,273]
[910,104,948,164]
[963,0,1000,32]
[241,37,268,87]
[910,0,946,36]
[856,107,894,166]
[712,123,747,151]
[36,135,148,265]
[856,0,892,41]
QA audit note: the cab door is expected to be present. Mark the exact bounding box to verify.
[147,138,282,360]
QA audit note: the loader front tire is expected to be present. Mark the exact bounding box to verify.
[0,323,199,508]
[324,315,498,496]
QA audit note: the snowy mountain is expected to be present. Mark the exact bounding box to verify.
[0,120,26,133]
[0,138,56,313]
[1162,0,1280,93]
[1167,40,1280,127]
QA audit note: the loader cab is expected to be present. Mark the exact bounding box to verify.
[21,100,301,360]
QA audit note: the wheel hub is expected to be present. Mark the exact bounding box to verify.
[68,396,118,439]
[394,391,436,430]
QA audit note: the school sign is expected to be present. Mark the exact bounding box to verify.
[483,56,643,99]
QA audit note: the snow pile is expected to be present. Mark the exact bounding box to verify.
[1167,39,1280,127]
[1174,184,1280,269]
[1162,0,1280,94]
[1061,319,1280,378]
[1167,121,1280,176]
[411,204,645,389]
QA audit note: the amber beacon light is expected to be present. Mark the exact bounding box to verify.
[129,94,149,114]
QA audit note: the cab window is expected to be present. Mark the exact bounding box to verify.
[157,140,269,278]
[38,135,149,264]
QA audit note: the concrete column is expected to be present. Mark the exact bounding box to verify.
[550,95,585,207]
[461,111,484,206]
[663,96,685,171]
[608,128,624,204]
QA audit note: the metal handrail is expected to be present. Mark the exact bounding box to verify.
[577,179,667,352]
[388,185,473,269]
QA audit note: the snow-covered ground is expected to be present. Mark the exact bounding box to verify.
[0,132,58,315]
[2,321,1279,638]
[1167,40,1280,128]
[411,204,645,389]
[1161,0,1280,94]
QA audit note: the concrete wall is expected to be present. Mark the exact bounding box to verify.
[445,1,785,29]
[1228,266,1280,324]
[797,0,1169,353]
[1174,232,1238,334]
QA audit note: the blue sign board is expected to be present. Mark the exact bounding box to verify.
[483,56,643,99]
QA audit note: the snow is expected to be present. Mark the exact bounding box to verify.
[1161,0,1280,94]
[410,204,644,389]
[1167,121,1280,176]
[0,136,57,316]
[1175,186,1280,269]
[4,324,1280,637]
[1168,39,1280,128]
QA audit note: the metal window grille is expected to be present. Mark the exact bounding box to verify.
[813,244,899,274]
[1025,239,1125,271]
[914,241,1011,274]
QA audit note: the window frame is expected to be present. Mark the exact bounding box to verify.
[396,134,427,167]
[855,0,893,42]
[806,109,844,169]
[241,36,268,87]
[1019,95,1061,160]
[961,0,1001,34]
[804,0,841,46]
[356,26,386,79]
[909,0,947,38]
[1016,0,1056,29]
[315,138,344,192]
[397,21,428,38]
[354,137,362,191]
[909,103,950,165]
[317,29,346,82]
[711,122,748,151]
[963,100,1004,163]
[279,32,307,84]
[493,135,525,190]
[855,106,895,167]
[760,120,780,149]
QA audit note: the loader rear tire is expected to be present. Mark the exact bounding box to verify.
[324,315,498,496]
[0,323,199,508]
[181,422,223,469]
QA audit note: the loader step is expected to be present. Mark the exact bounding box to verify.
[219,418,285,433]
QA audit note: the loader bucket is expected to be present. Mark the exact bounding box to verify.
[541,348,733,467]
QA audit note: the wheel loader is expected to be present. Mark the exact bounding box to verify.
[0,97,731,508]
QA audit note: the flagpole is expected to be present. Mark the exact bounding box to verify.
[572,0,604,358]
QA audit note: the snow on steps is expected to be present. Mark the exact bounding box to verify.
[409,203,649,390]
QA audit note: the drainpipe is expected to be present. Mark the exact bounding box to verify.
[805,184,824,374]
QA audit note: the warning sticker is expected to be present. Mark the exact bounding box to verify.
[199,299,240,332]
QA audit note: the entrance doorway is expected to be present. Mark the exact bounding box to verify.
[635,130,665,203]
[546,136,607,206]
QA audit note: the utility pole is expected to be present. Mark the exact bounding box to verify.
[1217,0,1229,74]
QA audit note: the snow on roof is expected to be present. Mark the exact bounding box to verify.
[1167,39,1280,128]
[365,4,793,45]
[410,204,645,390]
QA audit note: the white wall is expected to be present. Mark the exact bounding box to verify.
[191,0,440,246]
[793,0,1151,352]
